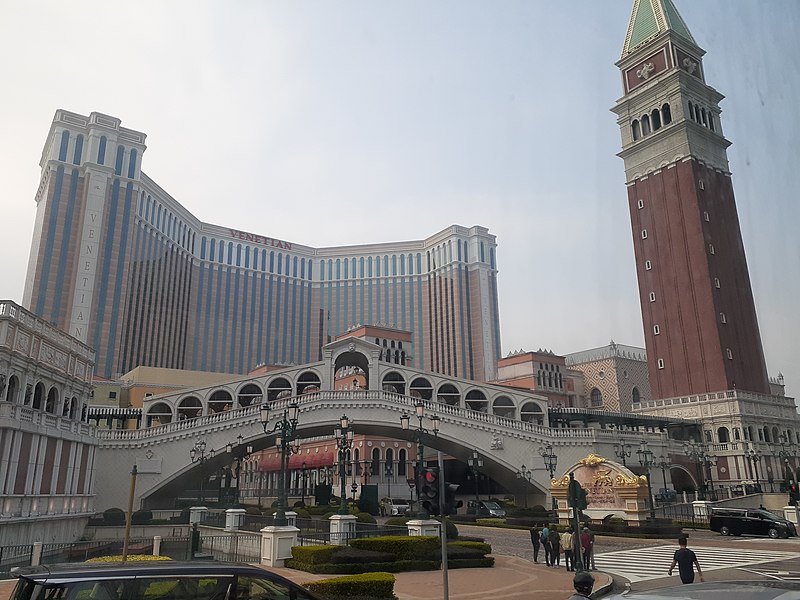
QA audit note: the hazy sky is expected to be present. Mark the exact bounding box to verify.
[1,1,798,397]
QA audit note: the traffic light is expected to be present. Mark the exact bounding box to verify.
[419,466,441,516]
[789,484,799,507]
[443,482,463,516]
[568,478,589,510]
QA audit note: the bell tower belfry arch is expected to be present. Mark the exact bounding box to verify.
[612,0,770,400]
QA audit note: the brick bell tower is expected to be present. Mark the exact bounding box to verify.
[612,0,770,400]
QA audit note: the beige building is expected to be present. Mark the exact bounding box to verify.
[565,341,651,413]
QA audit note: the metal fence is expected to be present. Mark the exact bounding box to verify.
[656,503,709,529]
[196,534,261,562]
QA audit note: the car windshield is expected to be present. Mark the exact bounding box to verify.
[484,502,502,510]
[391,499,408,505]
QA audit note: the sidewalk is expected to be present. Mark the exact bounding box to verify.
[0,557,612,600]
[271,555,613,600]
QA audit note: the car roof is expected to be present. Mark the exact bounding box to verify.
[13,561,275,581]
[606,582,799,600]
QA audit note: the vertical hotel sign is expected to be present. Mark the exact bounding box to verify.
[69,169,107,342]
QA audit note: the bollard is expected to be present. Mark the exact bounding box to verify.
[31,542,43,566]
[153,535,162,556]
[190,523,200,558]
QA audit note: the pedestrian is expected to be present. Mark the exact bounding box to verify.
[530,526,541,563]
[379,498,386,517]
[580,527,593,570]
[548,525,561,568]
[541,524,552,566]
[668,536,704,584]
[561,529,574,571]
[587,526,596,570]
[566,571,594,600]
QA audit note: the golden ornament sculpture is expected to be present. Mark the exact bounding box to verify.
[552,475,571,487]
[615,473,647,487]
[578,454,607,466]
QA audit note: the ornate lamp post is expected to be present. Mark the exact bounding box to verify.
[334,414,355,515]
[468,449,484,505]
[385,463,393,499]
[772,434,796,489]
[745,445,763,492]
[351,482,358,505]
[260,402,301,526]
[614,438,632,467]
[189,439,211,503]
[225,435,253,505]
[636,440,656,521]
[538,444,558,510]
[400,400,440,519]
[516,464,532,508]
[684,440,717,501]
[655,454,671,500]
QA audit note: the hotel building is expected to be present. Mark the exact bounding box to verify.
[23,111,501,381]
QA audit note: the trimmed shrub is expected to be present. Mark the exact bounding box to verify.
[288,559,439,575]
[290,545,342,565]
[304,572,396,599]
[293,508,311,519]
[293,500,306,508]
[322,511,338,520]
[306,505,332,516]
[355,512,377,524]
[475,518,506,527]
[385,517,410,527]
[455,535,485,543]
[244,506,262,516]
[103,508,126,526]
[329,547,396,565]
[130,509,152,525]
[448,541,491,555]
[350,536,439,561]
[86,555,172,563]
[450,557,495,569]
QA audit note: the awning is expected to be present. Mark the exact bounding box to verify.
[258,449,337,472]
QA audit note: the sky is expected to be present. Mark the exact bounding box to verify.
[0,1,798,397]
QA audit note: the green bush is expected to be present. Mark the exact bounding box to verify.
[448,541,491,555]
[475,518,506,527]
[355,512,376,524]
[290,545,342,565]
[293,508,311,519]
[322,511,338,520]
[287,559,439,575]
[244,506,262,516]
[350,536,439,560]
[103,508,126,526]
[450,557,495,569]
[304,572,396,599]
[306,505,332,516]
[385,517,410,527]
[130,509,152,525]
[293,500,306,508]
[329,547,396,565]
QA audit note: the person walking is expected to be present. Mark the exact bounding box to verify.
[566,571,594,600]
[561,529,574,571]
[548,525,561,568]
[530,526,541,563]
[587,526,596,570]
[541,524,552,566]
[580,527,593,570]
[668,536,704,584]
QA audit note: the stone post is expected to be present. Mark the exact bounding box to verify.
[260,525,300,568]
[225,508,246,532]
[406,519,441,537]
[153,535,162,556]
[692,500,712,517]
[189,506,208,526]
[31,542,43,566]
[329,514,358,545]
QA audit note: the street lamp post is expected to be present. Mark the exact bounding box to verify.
[300,462,308,507]
[468,449,484,505]
[351,482,358,505]
[614,438,632,467]
[225,435,253,505]
[516,465,532,508]
[637,440,656,521]
[334,414,355,515]
[385,464,393,499]
[538,444,558,510]
[189,439,211,504]
[400,400,440,519]
[684,441,717,501]
[745,445,763,492]
[772,434,796,489]
[259,402,301,526]
[655,454,672,502]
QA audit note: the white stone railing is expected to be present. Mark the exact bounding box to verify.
[0,494,94,519]
[633,388,797,411]
[0,402,95,437]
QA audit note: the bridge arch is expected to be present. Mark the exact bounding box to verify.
[208,389,234,414]
[177,396,203,420]
[236,383,263,407]
[492,395,515,419]
[437,383,460,406]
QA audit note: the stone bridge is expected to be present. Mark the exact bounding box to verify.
[95,390,668,511]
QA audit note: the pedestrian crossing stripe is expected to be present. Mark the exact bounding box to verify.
[593,544,800,583]
[740,568,800,582]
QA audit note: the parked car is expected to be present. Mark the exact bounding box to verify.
[9,560,324,600]
[606,581,798,600]
[709,507,797,539]
[466,500,506,518]
[386,497,411,516]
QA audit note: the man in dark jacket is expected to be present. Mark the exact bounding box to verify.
[548,525,561,568]
[529,526,541,563]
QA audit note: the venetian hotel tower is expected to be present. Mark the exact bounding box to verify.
[23,111,501,380]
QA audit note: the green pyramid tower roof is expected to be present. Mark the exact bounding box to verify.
[622,0,696,56]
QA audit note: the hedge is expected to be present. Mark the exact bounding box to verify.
[447,541,491,555]
[304,572,396,599]
[103,508,126,526]
[131,509,152,525]
[349,536,439,560]
[475,518,506,527]
[286,559,439,575]
[449,557,495,569]
[290,545,342,565]
[329,547,396,565]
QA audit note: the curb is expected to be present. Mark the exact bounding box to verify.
[590,572,616,599]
